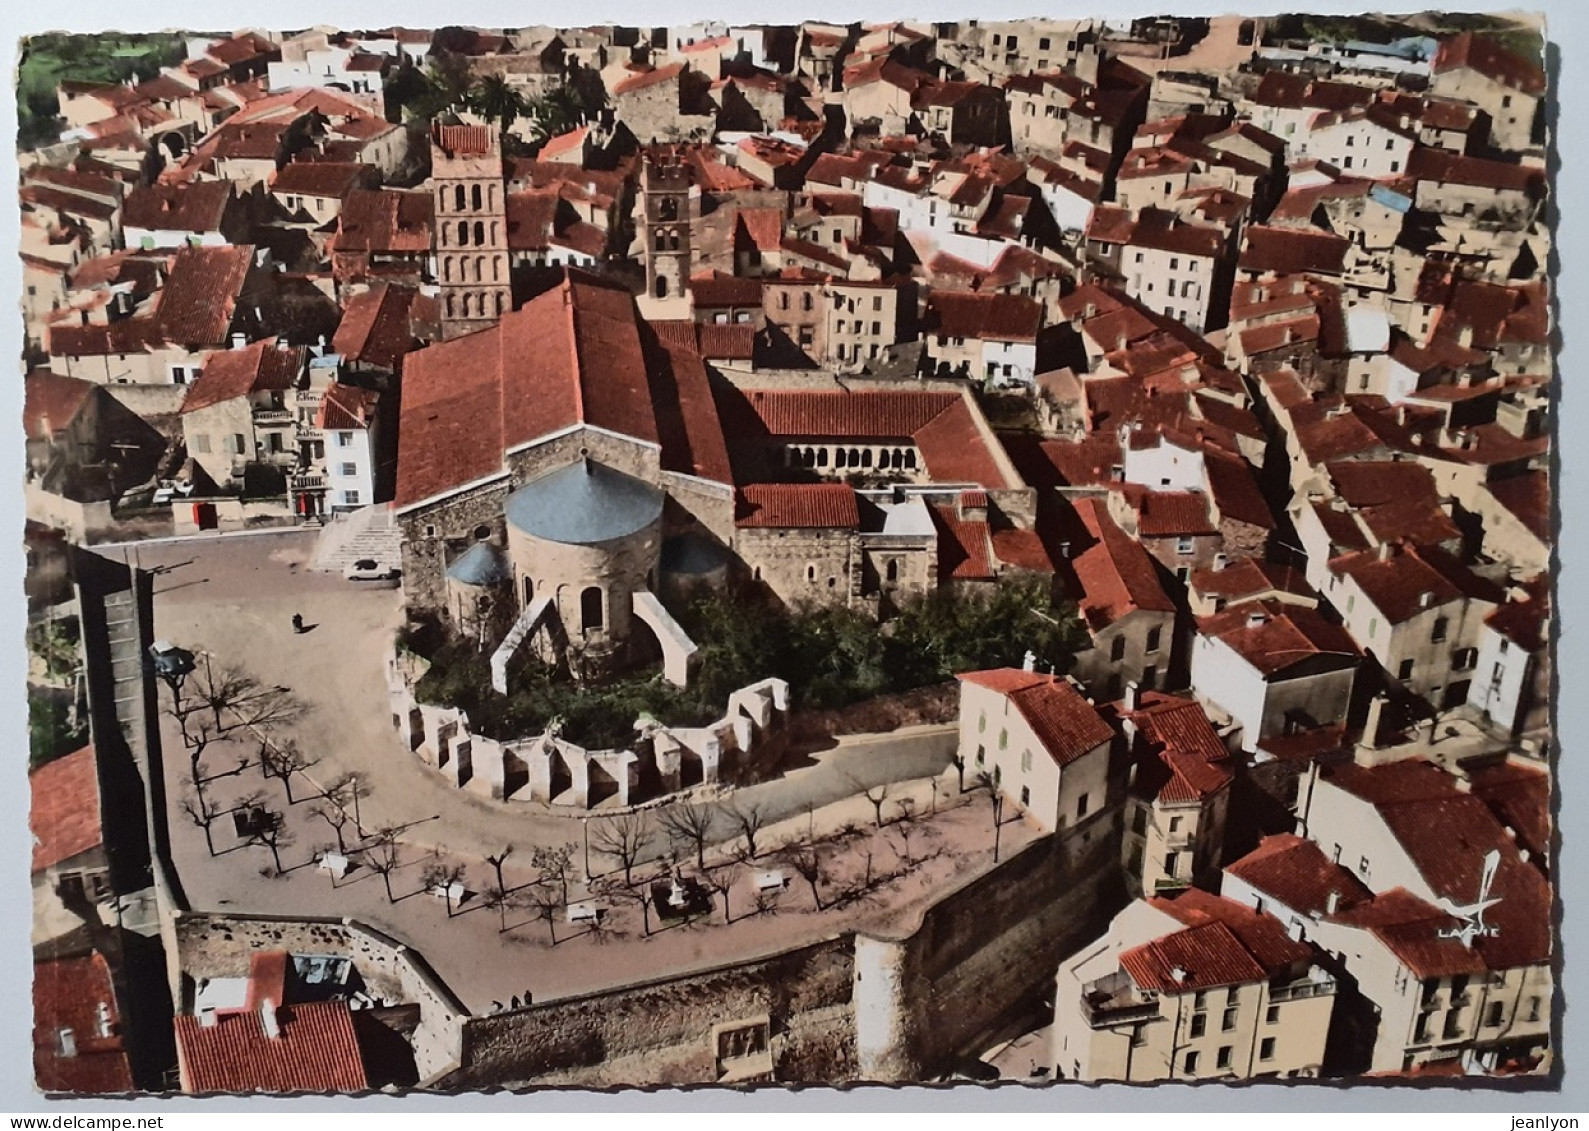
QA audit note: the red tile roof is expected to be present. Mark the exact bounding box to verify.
[24,371,97,440]
[396,272,733,508]
[270,161,377,198]
[1133,490,1216,537]
[30,745,102,874]
[1239,225,1350,277]
[1225,833,1373,918]
[990,527,1055,574]
[433,124,496,157]
[1107,692,1233,804]
[1069,497,1176,628]
[332,282,419,370]
[334,189,433,255]
[1434,31,1546,94]
[735,483,859,528]
[317,382,380,431]
[738,389,1016,489]
[175,1000,367,1094]
[957,670,1113,768]
[34,952,134,1094]
[150,244,256,346]
[1125,889,1314,993]
[613,62,685,96]
[1190,558,1313,605]
[1487,470,1549,542]
[1317,759,1552,970]
[1330,542,1502,624]
[1196,599,1360,675]
[930,505,996,581]
[1406,147,1544,194]
[182,340,304,414]
[926,291,1042,342]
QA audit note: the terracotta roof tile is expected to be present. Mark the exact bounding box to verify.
[34,952,133,1094]
[30,745,101,874]
[24,372,97,441]
[1190,558,1313,605]
[175,1000,367,1094]
[930,505,995,581]
[926,291,1041,341]
[958,670,1113,767]
[1196,599,1360,675]
[1069,497,1176,627]
[334,189,433,255]
[735,483,859,528]
[1226,833,1373,918]
[1330,542,1502,624]
[1239,225,1350,276]
[1434,31,1546,94]
[182,340,304,414]
[331,282,419,370]
[1124,890,1313,992]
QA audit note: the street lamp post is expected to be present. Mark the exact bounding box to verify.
[350,773,362,832]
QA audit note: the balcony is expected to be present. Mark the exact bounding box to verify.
[1269,973,1337,1004]
[1082,971,1161,1030]
[252,408,294,427]
[290,472,326,492]
[1154,877,1190,894]
[1164,832,1194,849]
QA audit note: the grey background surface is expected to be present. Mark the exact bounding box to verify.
[0,0,1580,1111]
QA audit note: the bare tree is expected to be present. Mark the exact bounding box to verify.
[248,812,293,875]
[484,845,513,899]
[975,771,1006,862]
[364,829,402,903]
[531,843,576,905]
[259,739,319,805]
[310,799,353,855]
[179,783,221,855]
[863,783,891,829]
[703,861,743,924]
[891,798,919,866]
[785,845,827,911]
[526,882,563,944]
[950,751,967,794]
[595,876,655,937]
[722,800,768,861]
[422,859,468,916]
[482,882,515,933]
[590,813,652,886]
[657,803,714,871]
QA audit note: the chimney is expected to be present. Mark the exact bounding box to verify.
[230,332,247,350]
[1418,590,1433,609]
[95,1002,114,1039]
[1457,325,1473,348]
[1359,693,1388,754]
[1325,889,1342,915]
[1246,609,1266,629]
[1287,919,1305,941]
[199,1007,218,1029]
[259,999,281,1039]
[1169,965,1187,983]
[1123,679,1140,712]
[1212,552,1228,572]
[1453,775,1472,793]
[1376,541,1392,561]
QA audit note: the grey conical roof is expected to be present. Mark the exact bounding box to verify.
[505,459,663,546]
[446,540,513,586]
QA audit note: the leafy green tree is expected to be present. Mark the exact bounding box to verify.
[469,74,528,133]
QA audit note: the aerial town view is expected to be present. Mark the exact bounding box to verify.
[17,9,1555,1095]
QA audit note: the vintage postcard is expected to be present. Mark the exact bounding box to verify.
[18,11,1555,1095]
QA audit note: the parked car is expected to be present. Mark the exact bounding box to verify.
[148,640,196,680]
[344,558,402,587]
[151,481,195,505]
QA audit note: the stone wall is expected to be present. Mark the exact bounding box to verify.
[450,936,857,1087]
[172,912,468,1081]
[854,812,1128,1080]
[736,525,859,608]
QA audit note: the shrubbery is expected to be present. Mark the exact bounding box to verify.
[410,577,1086,749]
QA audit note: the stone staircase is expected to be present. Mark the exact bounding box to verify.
[309,505,403,574]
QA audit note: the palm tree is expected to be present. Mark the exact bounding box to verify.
[470,74,528,134]
[525,84,587,143]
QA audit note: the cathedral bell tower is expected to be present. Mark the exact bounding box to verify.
[640,155,692,303]
[432,123,511,340]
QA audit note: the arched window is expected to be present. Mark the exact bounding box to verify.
[862,449,874,468]
[904,449,917,469]
[801,293,813,312]
[752,565,762,582]
[834,448,847,468]
[655,276,670,299]
[523,576,534,606]
[442,257,452,282]
[460,293,472,317]
[849,448,861,466]
[457,220,469,246]
[495,291,505,316]
[444,293,455,318]
[454,184,465,211]
[488,183,497,210]
[580,586,604,632]
[817,448,828,468]
[658,197,678,221]
[885,559,898,582]
[491,221,500,244]
[476,255,487,283]
[472,183,482,210]
[474,221,485,246]
[806,564,817,583]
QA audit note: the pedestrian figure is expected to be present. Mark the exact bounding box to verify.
[291,613,304,634]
